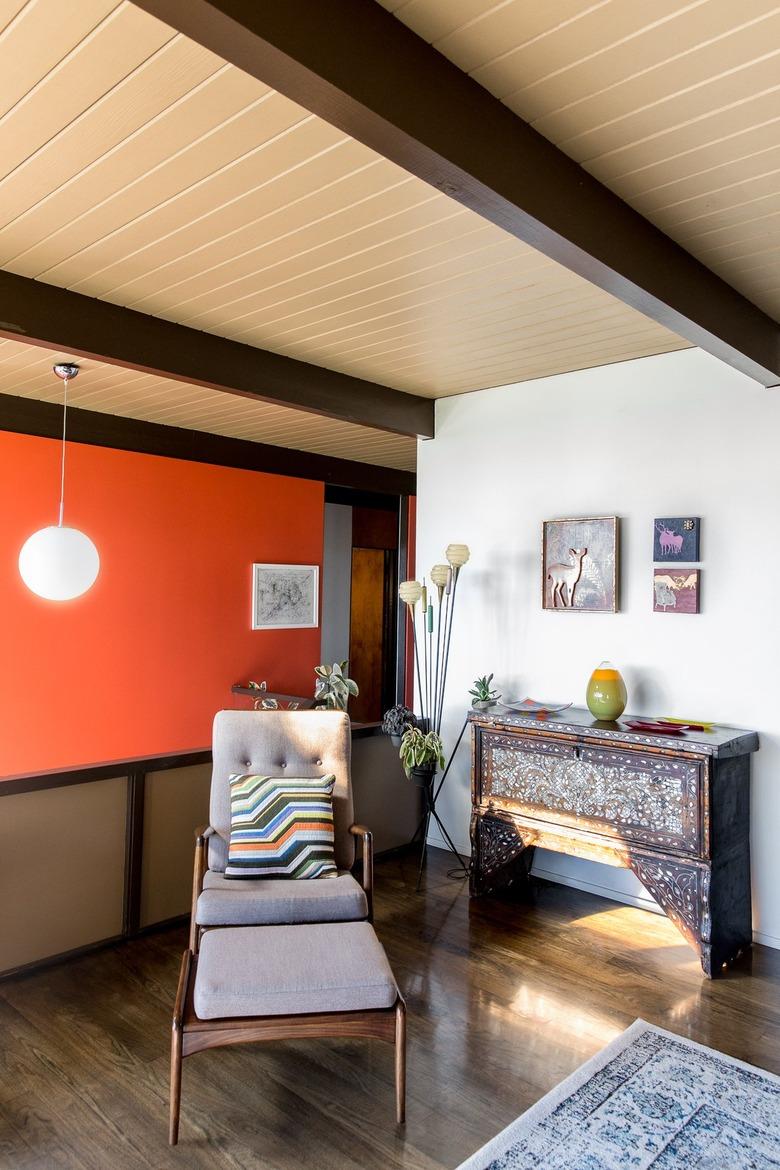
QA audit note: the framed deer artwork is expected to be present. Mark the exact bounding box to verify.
[653,517,700,561]
[542,516,619,612]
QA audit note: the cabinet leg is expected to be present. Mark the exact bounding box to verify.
[470,813,535,897]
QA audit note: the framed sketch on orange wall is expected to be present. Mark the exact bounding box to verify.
[542,517,619,613]
[251,563,320,630]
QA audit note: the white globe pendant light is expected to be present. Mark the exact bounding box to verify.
[18,364,100,601]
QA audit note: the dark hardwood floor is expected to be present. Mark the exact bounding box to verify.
[1,849,778,1169]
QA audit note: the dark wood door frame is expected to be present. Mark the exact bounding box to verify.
[133,0,780,387]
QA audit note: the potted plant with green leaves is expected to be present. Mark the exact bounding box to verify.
[469,673,501,710]
[314,660,359,711]
[399,725,445,786]
[381,703,417,747]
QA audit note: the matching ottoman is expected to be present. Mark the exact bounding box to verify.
[170,921,406,1144]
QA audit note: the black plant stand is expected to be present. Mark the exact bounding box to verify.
[410,717,470,891]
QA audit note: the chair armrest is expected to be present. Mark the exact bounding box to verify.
[190,828,214,952]
[349,823,374,923]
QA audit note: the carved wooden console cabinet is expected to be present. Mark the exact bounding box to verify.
[469,708,758,977]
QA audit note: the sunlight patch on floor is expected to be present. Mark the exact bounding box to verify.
[508,985,624,1048]
[567,905,686,951]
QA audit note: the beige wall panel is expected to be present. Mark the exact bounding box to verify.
[139,764,212,929]
[0,779,126,973]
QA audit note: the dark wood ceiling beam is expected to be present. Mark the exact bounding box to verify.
[0,270,434,438]
[131,0,780,386]
[0,393,416,495]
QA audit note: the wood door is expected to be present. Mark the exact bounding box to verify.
[349,547,386,723]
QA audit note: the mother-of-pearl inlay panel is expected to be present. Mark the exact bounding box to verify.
[484,736,702,855]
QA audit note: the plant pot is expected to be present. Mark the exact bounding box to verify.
[389,734,402,747]
[409,764,436,787]
[472,700,497,710]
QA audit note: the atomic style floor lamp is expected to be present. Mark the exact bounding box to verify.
[18,364,100,601]
[400,542,470,885]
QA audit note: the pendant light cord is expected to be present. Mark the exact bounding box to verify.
[58,375,69,527]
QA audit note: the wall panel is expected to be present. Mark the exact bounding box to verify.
[0,778,126,972]
[139,763,211,928]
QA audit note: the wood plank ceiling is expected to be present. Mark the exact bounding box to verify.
[379,0,780,324]
[0,0,689,473]
[0,337,417,471]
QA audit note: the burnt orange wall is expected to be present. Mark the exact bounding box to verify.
[0,431,324,775]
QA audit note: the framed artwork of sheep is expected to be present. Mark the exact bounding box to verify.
[653,568,700,614]
[542,516,619,612]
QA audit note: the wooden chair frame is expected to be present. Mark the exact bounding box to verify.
[189,822,374,953]
[170,948,406,1144]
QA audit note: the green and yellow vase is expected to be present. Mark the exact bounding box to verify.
[586,661,627,721]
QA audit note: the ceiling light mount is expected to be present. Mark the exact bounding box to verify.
[53,362,80,381]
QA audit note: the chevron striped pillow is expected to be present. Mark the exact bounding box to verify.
[225,773,338,879]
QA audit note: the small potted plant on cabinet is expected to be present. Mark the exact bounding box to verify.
[399,726,445,786]
[469,673,501,710]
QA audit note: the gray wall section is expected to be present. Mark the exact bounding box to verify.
[321,502,352,666]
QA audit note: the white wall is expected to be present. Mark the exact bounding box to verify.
[416,348,780,948]
[321,502,352,665]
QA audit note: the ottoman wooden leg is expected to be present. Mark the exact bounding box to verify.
[170,1025,182,1145]
[395,997,407,1125]
[170,951,190,1146]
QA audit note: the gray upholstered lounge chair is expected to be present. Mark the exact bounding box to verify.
[190,710,373,951]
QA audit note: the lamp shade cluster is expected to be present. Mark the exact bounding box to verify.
[400,542,470,735]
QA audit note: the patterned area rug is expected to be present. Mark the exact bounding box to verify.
[456,1019,780,1169]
